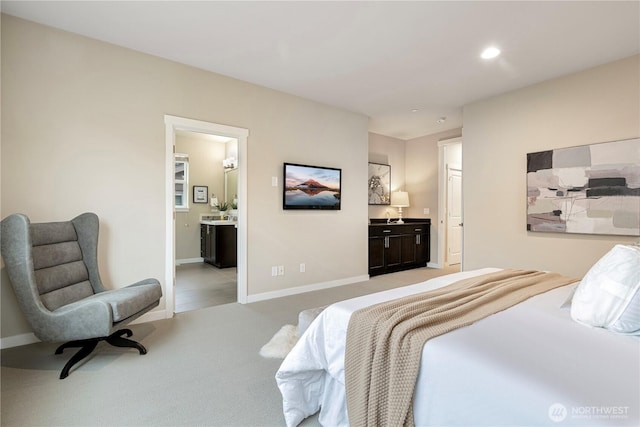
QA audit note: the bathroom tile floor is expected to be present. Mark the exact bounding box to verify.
[175,262,237,313]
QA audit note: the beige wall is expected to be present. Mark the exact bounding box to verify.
[462,55,640,277]
[1,15,369,340]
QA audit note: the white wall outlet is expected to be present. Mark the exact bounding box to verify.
[278,265,285,276]
[300,263,306,273]
[423,208,430,215]
[271,266,278,277]
[272,176,278,187]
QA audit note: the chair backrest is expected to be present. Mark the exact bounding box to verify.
[1,213,106,314]
[31,221,95,310]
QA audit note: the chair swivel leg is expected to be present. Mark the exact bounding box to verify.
[55,329,146,379]
[106,329,147,355]
[56,339,100,379]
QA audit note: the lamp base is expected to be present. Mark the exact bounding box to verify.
[397,207,405,224]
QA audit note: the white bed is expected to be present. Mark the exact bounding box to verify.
[276,267,640,427]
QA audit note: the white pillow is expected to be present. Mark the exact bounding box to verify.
[570,244,640,335]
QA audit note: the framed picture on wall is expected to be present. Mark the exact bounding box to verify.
[527,138,640,236]
[368,163,391,205]
[193,185,208,204]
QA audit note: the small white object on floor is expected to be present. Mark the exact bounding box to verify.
[259,324,298,359]
[260,306,328,359]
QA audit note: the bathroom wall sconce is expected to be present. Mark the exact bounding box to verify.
[391,191,410,224]
[222,157,237,169]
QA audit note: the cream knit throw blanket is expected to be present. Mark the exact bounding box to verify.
[344,269,577,427]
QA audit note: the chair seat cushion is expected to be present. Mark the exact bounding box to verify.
[82,280,162,323]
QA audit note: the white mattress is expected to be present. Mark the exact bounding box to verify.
[276,268,640,427]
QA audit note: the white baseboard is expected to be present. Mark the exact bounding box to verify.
[246,274,370,303]
[176,258,203,265]
[1,332,40,349]
[427,262,442,269]
[1,309,168,350]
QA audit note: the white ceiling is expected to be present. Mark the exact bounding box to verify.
[2,1,639,140]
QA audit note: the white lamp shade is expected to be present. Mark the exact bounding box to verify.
[391,191,410,207]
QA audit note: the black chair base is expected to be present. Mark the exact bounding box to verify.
[55,328,147,379]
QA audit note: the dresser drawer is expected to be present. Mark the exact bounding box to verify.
[369,225,398,237]
[369,223,427,237]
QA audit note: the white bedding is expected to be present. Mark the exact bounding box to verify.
[276,268,640,426]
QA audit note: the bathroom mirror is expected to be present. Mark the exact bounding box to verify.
[225,168,238,206]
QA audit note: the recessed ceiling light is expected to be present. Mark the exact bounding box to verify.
[411,109,419,113]
[481,46,501,59]
[436,117,447,124]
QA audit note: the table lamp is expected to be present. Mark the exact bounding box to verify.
[391,191,410,224]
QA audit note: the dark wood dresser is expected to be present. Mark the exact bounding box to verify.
[369,218,430,276]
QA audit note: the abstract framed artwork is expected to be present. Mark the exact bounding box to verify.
[527,138,639,236]
[368,163,391,205]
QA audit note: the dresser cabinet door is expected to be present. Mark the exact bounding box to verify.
[368,236,386,275]
[400,233,417,266]
[416,230,429,264]
[385,235,402,268]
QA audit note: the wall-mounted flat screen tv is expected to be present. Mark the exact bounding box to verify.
[283,162,341,210]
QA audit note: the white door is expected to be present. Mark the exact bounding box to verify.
[447,167,462,265]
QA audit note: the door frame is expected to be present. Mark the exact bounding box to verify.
[164,115,249,319]
[437,136,463,269]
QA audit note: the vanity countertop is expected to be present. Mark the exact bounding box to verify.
[200,220,238,226]
[369,218,431,225]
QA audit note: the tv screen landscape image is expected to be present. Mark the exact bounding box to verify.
[283,163,341,210]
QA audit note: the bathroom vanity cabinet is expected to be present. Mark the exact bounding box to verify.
[200,222,237,268]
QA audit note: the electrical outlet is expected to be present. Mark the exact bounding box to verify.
[300,263,306,273]
[278,265,285,276]
[423,208,430,215]
[271,266,278,277]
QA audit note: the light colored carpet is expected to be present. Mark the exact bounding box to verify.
[1,265,459,426]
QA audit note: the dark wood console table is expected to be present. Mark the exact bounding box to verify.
[368,218,430,276]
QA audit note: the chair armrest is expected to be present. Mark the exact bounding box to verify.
[127,277,162,289]
[31,299,114,342]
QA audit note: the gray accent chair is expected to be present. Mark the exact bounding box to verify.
[1,212,162,379]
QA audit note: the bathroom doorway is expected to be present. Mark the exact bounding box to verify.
[438,137,463,268]
[164,115,249,318]
[174,130,238,313]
